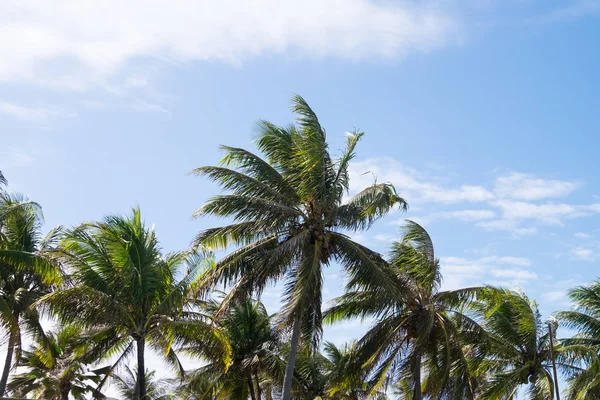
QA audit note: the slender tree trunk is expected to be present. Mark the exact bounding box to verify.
[548,322,561,400]
[247,374,257,400]
[0,333,15,397]
[59,382,71,400]
[135,337,146,400]
[413,351,422,400]
[255,371,262,400]
[282,316,302,400]
[0,310,19,398]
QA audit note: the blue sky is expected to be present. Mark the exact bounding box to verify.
[3,0,600,395]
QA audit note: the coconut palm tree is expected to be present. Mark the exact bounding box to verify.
[183,297,281,399]
[113,366,176,400]
[193,95,407,400]
[324,221,492,400]
[291,345,329,400]
[322,341,383,400]
[40,208,230,400]
[8,325,109,400]
[0,192,62,396]
[477,290,561,399]
[0,171,6,188]
[555,281,600,399]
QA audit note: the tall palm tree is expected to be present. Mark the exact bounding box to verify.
[193,95,407,400]
[555,281,600,399]
[8,325,110,400]
[477,290,561,399]
[183,297,281,399]
[40,208,230,400]
[0,171,6,188]
[0,192,62,396]
[324,221,491,400]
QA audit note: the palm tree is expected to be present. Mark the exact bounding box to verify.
[0,192,62,396]
[555,281,600,399]
[8,325,110,400]
[113,366,175,400]
[183,297,281,399]
[193,95,406,400]
[0,170,6,188]
[477,290,561,399]
[324,221,491,400]
[40,208,230,400]
[291,345,329,400]
[322,341,381,399]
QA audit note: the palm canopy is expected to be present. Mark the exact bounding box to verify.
[555,281,600,399]
[193,95,406,399]
[193,95,407,336]
[8,325,109,400]
[321,341,384,400]
[183,297,281,400]
[0,192,62,396]
[40,207,230,400]
[476,290,563,399]
[325,221,493,400]
[113,366,176,400]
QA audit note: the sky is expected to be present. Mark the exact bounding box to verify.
[2,0,600,396]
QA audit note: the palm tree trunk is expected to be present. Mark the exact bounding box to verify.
[282,316,302,400]
[413,351,422,400]
[135,337,146,400]
[59,381,71,400]
[255,371,262,400]
[247,375,257,400]
[0,333,15,397]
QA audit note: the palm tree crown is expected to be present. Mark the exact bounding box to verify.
[555,281,600,399]
[0,192,62,396]
[8,325,109,400]
[478,290,560,399]
[325,221,491,400]
[41,207,229,400]
[183,297,281,400]
[193,95,407,399]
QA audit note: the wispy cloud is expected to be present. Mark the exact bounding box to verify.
[0,0,461,90]
[540,0,600,22]
[0,101,67,122]
[350,158,493,204]
[494,172,579,201]
[352,157,599,237]
[571,247,596,261]
[575,232,591,239]
[440,254,534,290]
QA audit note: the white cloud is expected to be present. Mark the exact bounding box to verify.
[540,1,600,22]
[0,0,461,89]
[419,209,496,224]
[575,232,591,239]
[494,172,579,201]
[571,247,595,261]
[513,227,538,237]
[492,200,582,225]
[543,290,568,303]
[349,158,493,204]
[351,158,600,236]
[490,268,538,280]
[478,256,531,266]
[439,254,534,289]
[373,233,396,242]
[0,101,66,121]
[0,150,35,168]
